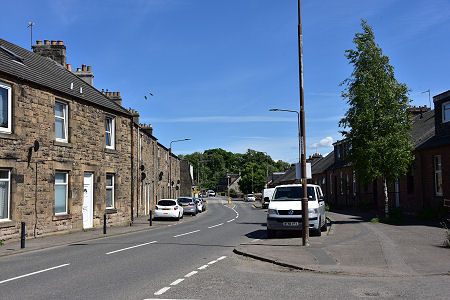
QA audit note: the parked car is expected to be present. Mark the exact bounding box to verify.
[245,194,256,202]
[195,197,206,212]
[266,184,326,238]
[178,197,198,216]
[262,188,275,208]
[154,199,184,220]
[207,190,216,197]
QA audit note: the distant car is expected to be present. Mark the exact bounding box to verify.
[207,190,216,197]
[262,188,275,208]
[194,197,206,212]
[154,199,183,220]
[178,197,198,216]
[245,194,256,202]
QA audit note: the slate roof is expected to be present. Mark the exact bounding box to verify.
[0,38,130,116]
[410,109,435,148]
[311,151,334,175]
[271,165,297,186]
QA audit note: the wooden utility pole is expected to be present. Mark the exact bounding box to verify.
[298,0,309,246]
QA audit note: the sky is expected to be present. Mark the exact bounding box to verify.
[1,0,449,163]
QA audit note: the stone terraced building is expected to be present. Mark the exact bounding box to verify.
[0,38,180,242]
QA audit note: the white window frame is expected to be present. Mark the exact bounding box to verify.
[106,174,115,209]
[54,171,68,215]
[434,155,443,196]
[55,100,68,142]
[105,116,115,149]
[353,171,356,196]
[0,82,12,134]
[0,169,11,221]
[443,102,450,123]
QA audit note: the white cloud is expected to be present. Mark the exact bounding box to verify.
[310,136,334,149]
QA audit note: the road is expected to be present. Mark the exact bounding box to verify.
[0,197,448,299]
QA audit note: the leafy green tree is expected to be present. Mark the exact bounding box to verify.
[339,20,414,217]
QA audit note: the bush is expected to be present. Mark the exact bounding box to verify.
[325,204,330,212]
[417,208,437,220]
[229,189,237,198]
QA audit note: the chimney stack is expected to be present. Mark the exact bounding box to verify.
[104,90,123,107]
[72,64,94,86]
[32,39,66,66]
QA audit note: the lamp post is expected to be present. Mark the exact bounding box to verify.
[270,107,309,246]
[262,152,269,188]
[169,139,191,198]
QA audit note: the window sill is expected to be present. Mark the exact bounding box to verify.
[0,132,18,140]
[0,220,16,228]
[53,141,73,148]
[106,208,117,214]
[104,148,118,154]
[52,214,72,221]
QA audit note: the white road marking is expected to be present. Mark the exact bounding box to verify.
[207,260,217,265]
[197,265,208,270]
[184,271,198,278]
[173,230,200,238]
[217,256,227,261]
[251,239,261,243]
[154,287,171,295]
[106,241,157,255]
[0,264,70,284]
[208,223,223,229]
[170,278,184,286]
[227,219,234,223]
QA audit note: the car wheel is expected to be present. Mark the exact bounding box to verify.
[267,229,275,239]
[177,213,180,221]
[321,218,327,232]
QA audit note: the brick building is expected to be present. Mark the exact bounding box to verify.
[312,99,450,217]
[0,38,181,242]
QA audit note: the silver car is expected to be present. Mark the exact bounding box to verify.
[178,197,198,216]
[194,197,206,212]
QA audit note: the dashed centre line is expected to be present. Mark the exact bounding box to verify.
[106,241,157,255]
[197,265,208,270]
[170,278,184,286]
[0,264,70,285]
[173,230,200,238]
[208,223,223,229]
[154,287,171,295]
[207,260,217,265]
[184,271,198,278]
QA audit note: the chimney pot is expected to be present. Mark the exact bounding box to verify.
[77,68,81,72]
[57,40,63,45]
[117,92,120,97]
[101,89,104,93]
[87,66,92,72]
[44,40,50,45]
[51,40,57,45]
[82,64,86,72]
[36,40,42,45]
[66,64,72,71]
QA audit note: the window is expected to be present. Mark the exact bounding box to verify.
[0,82,12,133]
[434,155,443,196]
[105,117,115,149]
[353,171,356,196]
[0,169,11,221]
[55,101,68,142]
[340,172,343,195]
[443,102,450,123]
[106,174,114,209]
[55,172,68,214]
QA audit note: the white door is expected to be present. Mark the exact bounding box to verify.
[83,173,94,229]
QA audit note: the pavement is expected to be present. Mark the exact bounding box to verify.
[234,201,450,277]
[0,213,201,257]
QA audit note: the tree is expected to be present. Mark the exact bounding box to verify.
[238,162,266,194]
[339,20,414,217]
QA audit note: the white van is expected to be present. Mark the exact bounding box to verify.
[262,188,275,208]
[266,184,326,238]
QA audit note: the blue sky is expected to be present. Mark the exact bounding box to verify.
[1,0,449,163]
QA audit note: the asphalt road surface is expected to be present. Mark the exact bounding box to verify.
[0,198,448,299]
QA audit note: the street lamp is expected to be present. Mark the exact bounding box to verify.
[169,139,191,198]
[270,107,309,245]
